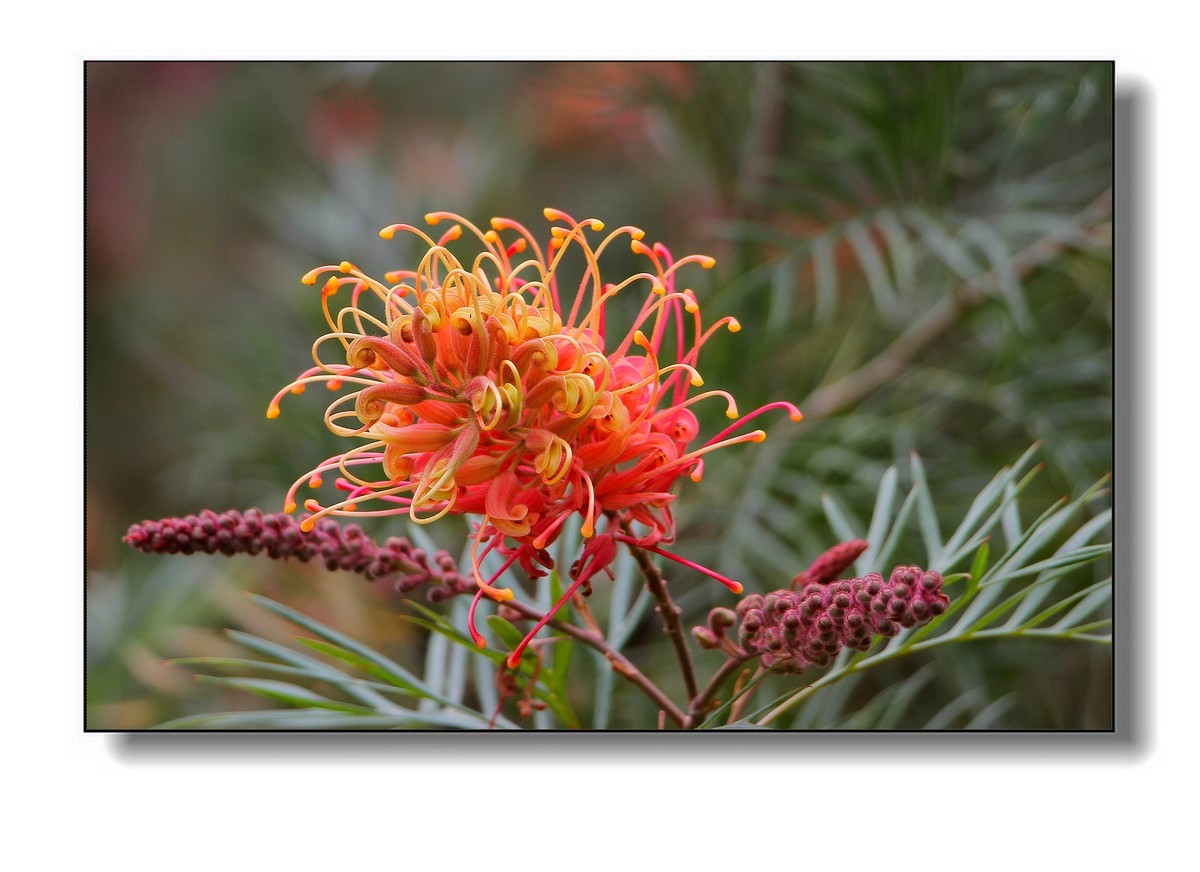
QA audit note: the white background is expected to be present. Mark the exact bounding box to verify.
[3,3,1181,869]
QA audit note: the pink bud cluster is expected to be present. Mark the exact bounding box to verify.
[745,567,948,671]
[123,509,474,601]
[695,562,949,673]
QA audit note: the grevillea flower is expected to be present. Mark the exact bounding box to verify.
[270,208,801,665]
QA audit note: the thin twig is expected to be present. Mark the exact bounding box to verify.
[500,598,686,728]
[688,654,753,725]
[623,530,700,707]
[728,665,765,724]
[799,188,1113,421]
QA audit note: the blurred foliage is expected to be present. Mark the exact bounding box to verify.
[86,61,1111,729]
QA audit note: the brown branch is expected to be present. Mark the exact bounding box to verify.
[500,598,686,728]
[688,654,754,726]
[624,532,700,707]
[799,188,1113,421]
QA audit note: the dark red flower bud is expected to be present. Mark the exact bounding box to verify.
[721,559,949,673]
[124,508,475,600]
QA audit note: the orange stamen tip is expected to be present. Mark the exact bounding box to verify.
[506,652,522,669]
[789,411,804,421]
[728,582,744,594]
[630,228,645,240]
[379,226,396,239]
[424,213,441,225]
[345,504,357,512]
[308,476,323,488]
[322,276,340,297]
[727,318,742,333]
[266,405,281,419]
[490,217,506,230]
[441,225,463,242]
[699,256,716,269]
[550,227,569,238]
[483,229,499,243]
[339,261,354,273]
[290,384,306,395]
[750,430,767,442]
[326,379,343,390]
[633,329,649,346]
[471,633,487,649]
[304,499,321,512]
[542,207,561,221]
[581,522,595,538]
[284,501,297,514]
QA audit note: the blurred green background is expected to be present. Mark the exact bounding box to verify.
[85,61,1112,729]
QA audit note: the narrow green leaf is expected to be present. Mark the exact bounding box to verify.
[909,453,943,561]
[821,492,861,544]
[860,465,899,573]
[197,676,373,714]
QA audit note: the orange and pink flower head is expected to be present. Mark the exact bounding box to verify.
[270,208,801,664]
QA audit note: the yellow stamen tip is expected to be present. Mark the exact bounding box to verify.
[339,261,354,273]
[379,226,395,239]
[727,318,742,333]
[633,329,649,347]
[700,256,716,269]
[581,522,595,538]
[691,375,704,387]
[684,300,699,313]
[542,207,558,221]
[652,285,666,295]
[424,213,441,225]
[266,405,281,419]
[630,228,645,240]
[490,217,506,230]
[483,229,499,243]
[588,219,604,231]
[726,409,739,419]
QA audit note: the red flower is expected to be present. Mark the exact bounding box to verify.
[271,209,801,663]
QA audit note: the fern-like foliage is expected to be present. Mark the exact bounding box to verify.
[721,445,1112,729]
